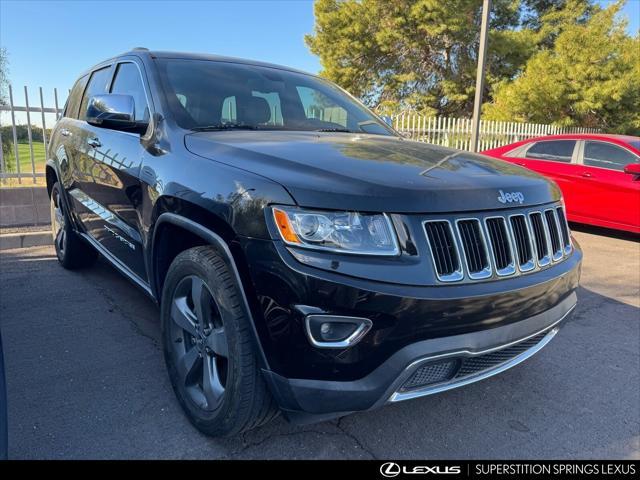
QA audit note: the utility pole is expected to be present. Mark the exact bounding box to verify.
[470,0,491,153]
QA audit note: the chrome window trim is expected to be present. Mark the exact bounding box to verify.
[483,216,516,277]
[454,218,492,280]
[423,219,464,282]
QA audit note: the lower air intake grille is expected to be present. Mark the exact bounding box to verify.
[399,331,549,392]
[401,360,459,391]
[425,221,460,279]
[454,331,547,378]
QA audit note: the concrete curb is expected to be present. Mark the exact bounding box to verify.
[0,231,53,250]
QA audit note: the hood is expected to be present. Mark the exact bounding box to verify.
[185,131,561,213]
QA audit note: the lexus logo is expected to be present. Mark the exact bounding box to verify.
[497,189,525,204]
[380,462,462,477]
[380,462,400,478]
[380,462,402,477]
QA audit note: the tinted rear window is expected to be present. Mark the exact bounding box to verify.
[525,140,576,163]
[65,75,89,119]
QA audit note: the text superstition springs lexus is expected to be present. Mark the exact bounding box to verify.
[46,49,581,436]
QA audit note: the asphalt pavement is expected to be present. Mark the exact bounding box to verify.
[0,227,638,459]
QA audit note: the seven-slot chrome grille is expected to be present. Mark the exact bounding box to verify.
[424,203,572,282]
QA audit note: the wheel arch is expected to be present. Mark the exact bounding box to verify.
[150,210,270,370]
[45,160,59,197]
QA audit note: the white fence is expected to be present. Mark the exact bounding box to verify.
[0,85,65,184]
[393,113,600,151]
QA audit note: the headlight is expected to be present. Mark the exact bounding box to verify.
[272,206,399,256]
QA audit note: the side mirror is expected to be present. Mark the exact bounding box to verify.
[623,163,640,176]
[381,115,393,127]
[86,94,145,133]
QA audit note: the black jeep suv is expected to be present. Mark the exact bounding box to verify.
[46,49,581,436]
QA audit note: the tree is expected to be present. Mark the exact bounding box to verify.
[0,47,8,106]
[305,0,587,117]
[484,1,640,134]
[1,48,10,164]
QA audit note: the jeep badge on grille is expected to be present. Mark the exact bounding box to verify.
[497,190,525,204]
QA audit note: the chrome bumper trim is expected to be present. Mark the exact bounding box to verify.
[387,304,574,403]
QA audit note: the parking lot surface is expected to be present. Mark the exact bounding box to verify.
[0,228,638,459]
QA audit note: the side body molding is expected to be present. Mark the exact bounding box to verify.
[151,212,270,370]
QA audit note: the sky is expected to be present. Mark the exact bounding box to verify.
[0,0,638,127]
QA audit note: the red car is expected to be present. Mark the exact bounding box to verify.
[483,134,640,234]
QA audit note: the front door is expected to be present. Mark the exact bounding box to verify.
[70,61,150,281]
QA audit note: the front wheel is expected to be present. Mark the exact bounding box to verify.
[161,246,278,436]
[50,182,97,269]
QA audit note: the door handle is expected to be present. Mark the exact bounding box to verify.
[581,172,593,178]
[60,128,71,137]
[87,137,102,149]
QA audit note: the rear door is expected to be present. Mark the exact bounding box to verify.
[510,140,585,217]
[576,140,640,229]
[51,74,89,193]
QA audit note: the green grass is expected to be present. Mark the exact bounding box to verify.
[3,142,47,174]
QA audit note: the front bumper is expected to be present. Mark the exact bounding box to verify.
[264,293,575,422]
[239,234,581,421]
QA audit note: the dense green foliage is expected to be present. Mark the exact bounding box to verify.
[485,1,640,133]
[306,0,639,133]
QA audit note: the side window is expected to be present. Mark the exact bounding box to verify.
[65,75,89,119]
[296,86,347,127]
[583,141,638,171]
[78,67,112,121]
[110,63,150,122]
[525,140,576,163]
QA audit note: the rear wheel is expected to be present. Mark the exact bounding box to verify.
[161,246,278,436]
[50,182,97,269]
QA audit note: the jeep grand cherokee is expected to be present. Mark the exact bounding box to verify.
[46,49,581,436]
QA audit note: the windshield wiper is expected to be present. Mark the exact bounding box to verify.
[315,128,356,133]
[191,124,257,132]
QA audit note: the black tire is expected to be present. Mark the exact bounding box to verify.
[50,182,97,269]
[161,246,279,437]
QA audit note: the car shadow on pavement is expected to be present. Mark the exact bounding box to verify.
[569,223,639,242]
[0,247,638,459]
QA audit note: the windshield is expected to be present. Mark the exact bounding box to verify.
[156,58,394,136]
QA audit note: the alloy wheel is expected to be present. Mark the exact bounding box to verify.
[169,275,229,411]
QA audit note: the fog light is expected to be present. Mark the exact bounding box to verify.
[305,314,372,348]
